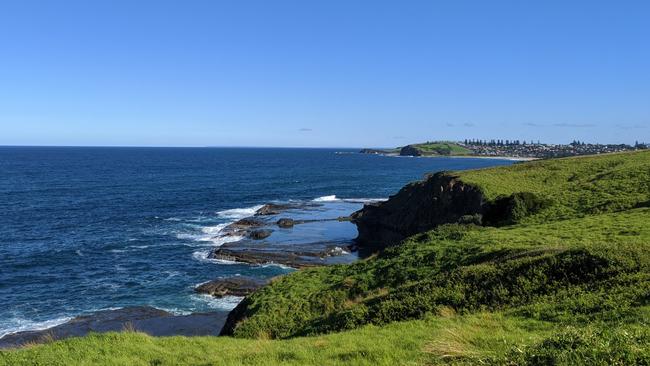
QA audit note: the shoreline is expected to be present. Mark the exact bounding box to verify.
[360,152,537,161]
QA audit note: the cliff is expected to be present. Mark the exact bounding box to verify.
[351,172,484,253]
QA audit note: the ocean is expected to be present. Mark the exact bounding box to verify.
[0,147,513,337]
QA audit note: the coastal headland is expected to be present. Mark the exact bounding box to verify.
[2,150,649,365]
[360,140,644,160]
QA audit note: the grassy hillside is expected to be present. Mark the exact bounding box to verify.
[458,150,650,222]
[3,151,649,365]
[411,142,472,156]
[224,209,650,339]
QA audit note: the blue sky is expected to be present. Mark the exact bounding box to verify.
[0,0,648,147]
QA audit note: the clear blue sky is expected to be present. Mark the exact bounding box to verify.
[1,0,648,147]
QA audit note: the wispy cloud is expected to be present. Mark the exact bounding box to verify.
[446,123,455,127]
[552,123,595,128]
[616,123,647,130]
[523,122,540,127]
[298,128,313,132]
[463,122,475,127]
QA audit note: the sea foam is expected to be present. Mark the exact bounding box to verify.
[217,205,265,219]
[313,195,339,202]
[0,316,73,338]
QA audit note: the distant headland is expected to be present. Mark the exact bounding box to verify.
[360,139,648,160]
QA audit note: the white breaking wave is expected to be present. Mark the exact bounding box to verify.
[200,223,229,235]
[313,195,387,204]
[190,294,244,311]
[341,197,388,203]
[191,249,240,265]
[0,316,73,338]
[258,262,293,270]
[177,223,244,247]
[313,195,339,202]
[217,205,264,219]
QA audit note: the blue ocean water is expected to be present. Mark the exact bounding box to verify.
[0,147,513,336]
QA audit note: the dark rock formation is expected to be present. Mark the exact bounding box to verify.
[399,145,422,156]
[0,307,229,348]
[220,298,252,336]
[351,172,484,253]
[351,171,554,254]
[195,277,268,297]
[209,242,353,269]
[231,218,265,229]
[255,204,293,216]
[249,229,272,240]
[276,218,296,228]
[219,218,267,238]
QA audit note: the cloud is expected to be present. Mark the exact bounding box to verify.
[552,123,595,128]
[463,122,475,127]
[523,122,540,127]
[616,123,647,130]
[445,123,455,127]
[298,128,313,132]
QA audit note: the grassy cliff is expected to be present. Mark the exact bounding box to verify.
[408,142,473,156]
[2,151,649,365]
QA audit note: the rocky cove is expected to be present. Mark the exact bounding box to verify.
[0,170,536,347]
[0,198,367,347]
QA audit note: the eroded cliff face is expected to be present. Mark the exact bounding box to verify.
[351,172,485,254]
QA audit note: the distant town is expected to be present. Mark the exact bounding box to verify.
[360,140,648,159]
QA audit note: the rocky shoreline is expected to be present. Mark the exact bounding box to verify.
[0,200,360,348]
[0,307,229,348]
[206,203,356,268]
[0,178,547,347]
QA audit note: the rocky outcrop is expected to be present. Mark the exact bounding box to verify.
[255,203,293,216]
[195,277,268,297]
[249,229,272,240]
[210,242,353,269]
[276,218,296,228]
[399,145,422,156]
[351,172,555,254]
[351,172,485,253]
[231,218,265,229]
[0,307,229,348]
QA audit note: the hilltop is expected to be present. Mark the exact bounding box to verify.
[2,151,649,365]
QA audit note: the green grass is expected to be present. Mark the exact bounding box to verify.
[3,311,647,365]
[0,319,433,366]
[411,142,473,156]
[457,150,650,222]
[225,208,650,339]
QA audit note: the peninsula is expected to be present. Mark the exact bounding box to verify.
[361,140,646,159]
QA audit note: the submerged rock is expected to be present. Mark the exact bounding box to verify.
[195,277,268,298]
[209,242,353,269]
[255,204,293,216]
[249,229,272,240]
[276,218,296,228]
[231,218,265,228]
[0,307,229,348]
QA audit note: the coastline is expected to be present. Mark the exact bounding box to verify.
[361,151,537,161]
